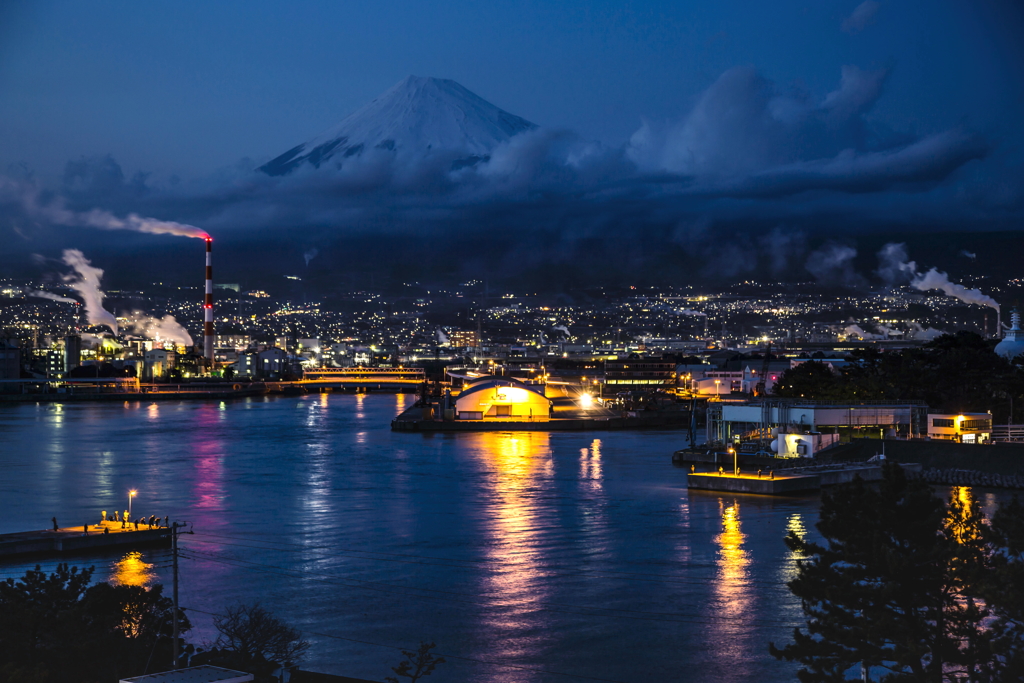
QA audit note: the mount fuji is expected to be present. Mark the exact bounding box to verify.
[259,75,536,176]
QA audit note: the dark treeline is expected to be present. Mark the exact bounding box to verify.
[0,567,309,683]
[772,332,1024,422]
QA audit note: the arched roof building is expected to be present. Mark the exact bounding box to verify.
[455,377,551,420]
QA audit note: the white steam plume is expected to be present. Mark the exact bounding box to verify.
[436,328,449,344]
[844,324,882,340]
[304,248,319,266]
[878,242,999,311]
[674,308,708,317]
[26,192,209,239]
[62,249,118,333]
[125,311,193,346]
[553,324,571,336]
[912,268,999,310]
[29,290,78,304]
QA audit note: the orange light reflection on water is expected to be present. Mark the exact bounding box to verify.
[109,551,155,587]
[710,499,753,668]
[473,431,552,674]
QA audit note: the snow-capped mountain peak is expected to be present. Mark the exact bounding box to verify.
[259,75,536,176]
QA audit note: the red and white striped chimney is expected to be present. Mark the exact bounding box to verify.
[204,237,214,360]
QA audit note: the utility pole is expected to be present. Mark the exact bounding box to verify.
[171,521,192,669]
[172,522,180,669]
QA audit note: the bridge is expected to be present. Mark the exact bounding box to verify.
[288,367,427,392]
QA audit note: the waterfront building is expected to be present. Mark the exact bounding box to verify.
[454,376,551,420]
[927,413,993,443]
[709,399,930,451]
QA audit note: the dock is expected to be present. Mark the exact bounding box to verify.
[687,462,921,495]
[0,521,171,559]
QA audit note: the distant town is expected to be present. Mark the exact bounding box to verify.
[2,274,1020,391]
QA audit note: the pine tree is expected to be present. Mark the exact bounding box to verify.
[770,464,995,682]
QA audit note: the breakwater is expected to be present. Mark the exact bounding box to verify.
[915,467,1024,490]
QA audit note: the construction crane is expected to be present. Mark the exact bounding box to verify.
[753,342,771,397]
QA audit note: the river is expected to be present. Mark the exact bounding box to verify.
[1,393,825,682]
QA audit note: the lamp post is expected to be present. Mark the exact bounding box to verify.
[728,447,737,475]
[128,489,137,519]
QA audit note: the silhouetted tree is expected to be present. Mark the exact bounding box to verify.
[213,602,309,668]
[385,642,445,683]
[0,564,190,682]
[770,465,998,681]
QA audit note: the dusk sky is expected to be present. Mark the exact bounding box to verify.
[2,1,1023,284]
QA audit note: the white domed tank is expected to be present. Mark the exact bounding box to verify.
[996,309,1024,361]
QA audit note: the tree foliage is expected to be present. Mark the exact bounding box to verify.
[771,464,1024,682]
[0,564,189,683]
[772,332,1024,420]
[213,601,309,667]
[385,641,446,683]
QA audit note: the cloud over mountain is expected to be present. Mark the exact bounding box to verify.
[0,69,1009,287]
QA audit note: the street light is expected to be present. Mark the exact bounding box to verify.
[728,447,737,475]
[128,489,137,519]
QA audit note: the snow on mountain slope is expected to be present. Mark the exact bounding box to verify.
[259,76,536,176]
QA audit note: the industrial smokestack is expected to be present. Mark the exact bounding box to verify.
[204,238,214,361]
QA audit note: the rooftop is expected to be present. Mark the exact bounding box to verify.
[120,665,253,683]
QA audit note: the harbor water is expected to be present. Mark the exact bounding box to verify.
[1,393,822,682]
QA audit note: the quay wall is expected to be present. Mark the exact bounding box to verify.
[0,528,170,558]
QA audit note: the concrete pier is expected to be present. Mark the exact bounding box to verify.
[0,521,171,558]
[687,462,921,495]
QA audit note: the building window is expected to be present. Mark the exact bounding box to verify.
[933,418,955,428]
[963,419,991,431]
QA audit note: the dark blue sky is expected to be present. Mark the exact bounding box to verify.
[2,1,1022,287]
[2,0,1020,180]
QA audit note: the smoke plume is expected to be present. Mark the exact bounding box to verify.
[805,243,863,286]
[125,312,193,346]
[62,249,118,333]
[303,248,319,266]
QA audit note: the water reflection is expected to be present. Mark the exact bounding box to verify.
[710,499,753,672]
[781,513,807,583]
[192,405,226,515]
[579,438,602,485]
[473,431,553,680]
[947,486,980,544]
[110,551,155,586]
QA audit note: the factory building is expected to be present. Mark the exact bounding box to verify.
[143,348,176,381]
[604,357,677,391]
[996,309,1024,360]
[0,338,20,380]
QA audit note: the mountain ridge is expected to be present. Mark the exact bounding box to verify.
[259,75,536,176]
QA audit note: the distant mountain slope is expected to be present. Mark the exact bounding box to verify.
[259,75,536,176]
